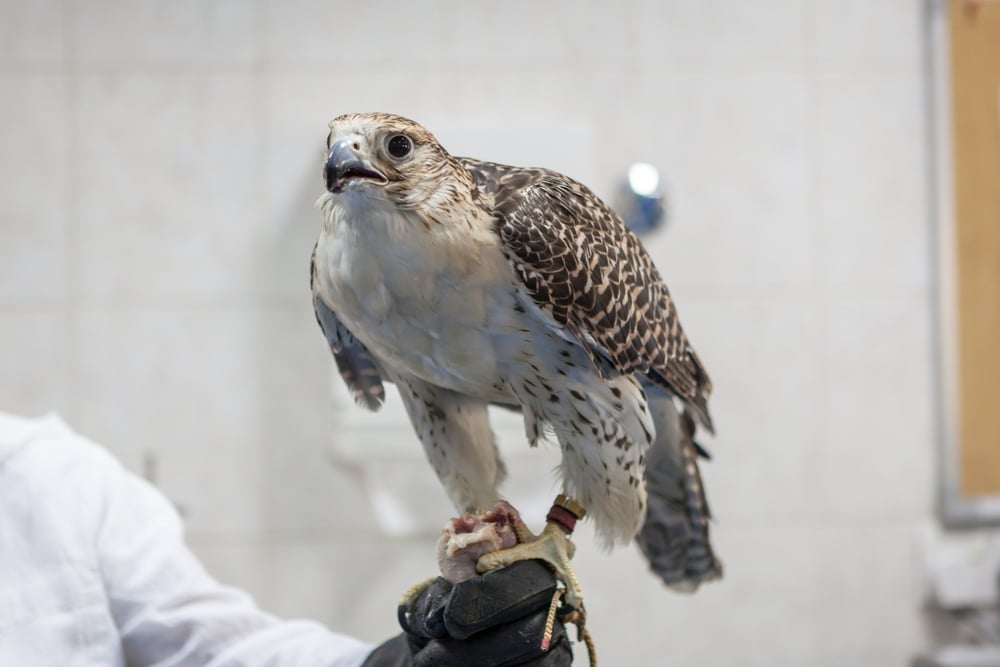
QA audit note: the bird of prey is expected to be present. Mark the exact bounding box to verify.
[311,112,721,610]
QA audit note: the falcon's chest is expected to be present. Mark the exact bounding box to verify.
[314,192,520,389]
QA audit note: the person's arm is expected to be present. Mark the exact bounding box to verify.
[88,443,373,667]
[75,429,568,666]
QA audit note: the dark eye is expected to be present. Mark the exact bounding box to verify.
[386,134,413,159]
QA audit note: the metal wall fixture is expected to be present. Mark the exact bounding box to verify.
[618,162,666,236]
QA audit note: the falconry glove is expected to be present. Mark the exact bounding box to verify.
[362,560,572,667]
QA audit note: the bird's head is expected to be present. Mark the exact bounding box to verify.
[322,112,474,221]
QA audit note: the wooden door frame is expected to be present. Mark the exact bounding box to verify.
[928,0,1000,526]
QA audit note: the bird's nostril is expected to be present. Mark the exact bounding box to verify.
[352,142,360,151]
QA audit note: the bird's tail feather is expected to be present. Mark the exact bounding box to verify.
[635,385,722,591]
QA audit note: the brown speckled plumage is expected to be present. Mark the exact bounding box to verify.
[460,158,714,432]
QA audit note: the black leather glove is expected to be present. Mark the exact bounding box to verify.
[362,560,572,667]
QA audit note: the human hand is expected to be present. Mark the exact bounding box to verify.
[363,560,572,667]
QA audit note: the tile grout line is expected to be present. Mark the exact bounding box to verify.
[250,0,279,611]
[61,0,81,425]
[800,1,833,461]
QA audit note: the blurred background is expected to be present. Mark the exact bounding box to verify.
[2,1,999,665]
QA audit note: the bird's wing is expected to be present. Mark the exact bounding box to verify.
[460,158,714,431]
[310,245,385,411]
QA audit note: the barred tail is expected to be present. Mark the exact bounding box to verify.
[635,384,722,592]
[332,349,385,411]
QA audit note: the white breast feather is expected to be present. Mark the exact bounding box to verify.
[314,190,515,393]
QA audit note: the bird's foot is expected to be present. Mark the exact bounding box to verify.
[475,494,587,613]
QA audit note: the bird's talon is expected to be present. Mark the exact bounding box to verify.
[475,551,504,575]
[474,516,584,610]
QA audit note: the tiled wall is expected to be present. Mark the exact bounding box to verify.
[0,1,936,665]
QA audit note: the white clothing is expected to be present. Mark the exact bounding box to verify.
[0,412,374,667]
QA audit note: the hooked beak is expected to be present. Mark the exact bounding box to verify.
[324,140,387,193]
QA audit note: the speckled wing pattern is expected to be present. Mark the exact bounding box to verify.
[459,158,714,432]
[310,245,385,410]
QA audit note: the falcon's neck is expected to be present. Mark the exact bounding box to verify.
[394,160,484,230]
[317,185,498,258]
[317,163,496,247]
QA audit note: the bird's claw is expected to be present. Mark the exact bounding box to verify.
[476,516,584,612]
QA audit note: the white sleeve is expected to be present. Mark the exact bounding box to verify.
[90,446,375,667]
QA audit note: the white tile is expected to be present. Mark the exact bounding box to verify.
[0,75,66,304]
[440,0,628,74]
[636,0,807,69]
[74,308,263,535]
[673,296,827,522]
[250,205,318,305]
[73,0,256,66]
[266,540,438,643]
[425,71,625,145]
[808,0,923,70]
[255,307,381,538]
[814,295,936,517]
[813,73,930,294]
[263,440,382,538]
[682,292,936,523]
[75,74,260,303]
[187,540,269,603]
[0,1,64,65]
[159,442,262,537]
[262,0,444,67]
[255,307,335,449]
[571,520,926,666]
[0,311,72,418]
[632,71,815,292]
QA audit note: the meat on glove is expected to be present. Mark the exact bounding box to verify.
[436,501,520,584]
[363,502,574,667]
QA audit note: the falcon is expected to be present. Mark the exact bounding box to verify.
[311,112,721,612]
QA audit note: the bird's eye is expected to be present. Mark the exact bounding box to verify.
[386,134,413,159]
